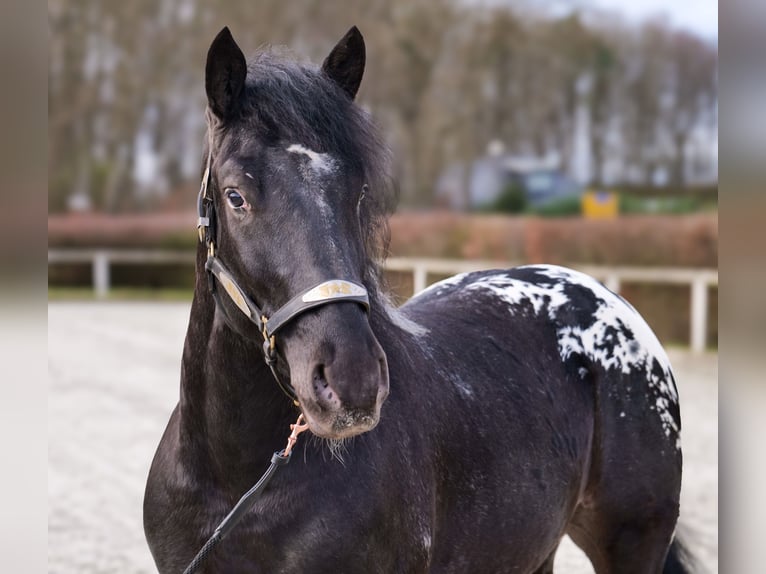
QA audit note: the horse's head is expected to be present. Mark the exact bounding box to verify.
[201,27,390,439]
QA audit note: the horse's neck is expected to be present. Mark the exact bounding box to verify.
[178,281,296,486]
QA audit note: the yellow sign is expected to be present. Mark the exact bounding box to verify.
[582,190,618,219]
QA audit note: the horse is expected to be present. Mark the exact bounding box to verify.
[144,26,690,574]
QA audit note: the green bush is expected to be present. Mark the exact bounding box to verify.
[490,183,527,214]
[527,195,582,217]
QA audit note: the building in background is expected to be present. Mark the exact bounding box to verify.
[435,141,582,211]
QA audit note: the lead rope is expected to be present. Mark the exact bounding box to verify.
[181,414,309,574]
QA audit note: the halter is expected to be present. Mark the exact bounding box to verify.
[196,129,370,405]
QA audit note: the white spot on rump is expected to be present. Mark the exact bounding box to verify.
[528,265,674,392]
[525,265,681,444]
[417,264,681,444]
[286,144,336,174]
[462,274,570,320]
[655,396,679,437]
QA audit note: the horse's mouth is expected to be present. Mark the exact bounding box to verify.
[301,405,381,440]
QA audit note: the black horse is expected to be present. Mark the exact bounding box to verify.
[144,27,689,573]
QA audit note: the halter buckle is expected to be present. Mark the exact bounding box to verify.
[197,221,208,243]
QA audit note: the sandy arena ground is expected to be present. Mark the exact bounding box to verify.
[48,302,717,573]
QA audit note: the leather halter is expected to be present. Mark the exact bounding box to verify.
[196,139,370,404]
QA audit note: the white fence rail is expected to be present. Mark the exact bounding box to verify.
[49,249,718,353]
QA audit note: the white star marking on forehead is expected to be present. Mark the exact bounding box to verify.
[286,144,336,174]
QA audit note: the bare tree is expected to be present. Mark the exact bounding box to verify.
[47,1,718,213]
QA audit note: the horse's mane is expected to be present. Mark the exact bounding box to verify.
[235,48,397,284]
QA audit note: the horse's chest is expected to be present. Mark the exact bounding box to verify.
[153,480,431,573]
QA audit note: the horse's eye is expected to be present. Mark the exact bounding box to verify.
[225,189,246,209]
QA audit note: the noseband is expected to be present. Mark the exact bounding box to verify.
[196,142,370,405]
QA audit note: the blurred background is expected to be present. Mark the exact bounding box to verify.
[47,0,719,347]
[47,0,719,572]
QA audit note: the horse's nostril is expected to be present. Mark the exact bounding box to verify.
[313,364,328,388]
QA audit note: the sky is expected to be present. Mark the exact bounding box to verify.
[590,0,718,39]
[481,0,719,41]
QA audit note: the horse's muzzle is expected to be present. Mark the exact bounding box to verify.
[282,304,389,439]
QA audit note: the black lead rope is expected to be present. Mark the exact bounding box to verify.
[182,450,291,574]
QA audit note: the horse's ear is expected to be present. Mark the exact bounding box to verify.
[322,26,366,100]
[205,27,247,119]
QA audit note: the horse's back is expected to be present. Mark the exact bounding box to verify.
[405,264,680,438]
[404,263,681,468]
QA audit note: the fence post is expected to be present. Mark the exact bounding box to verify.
[690,278,708,353]
[605,274,621,294]
[93,251,111,299]
[413,264,428,294]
